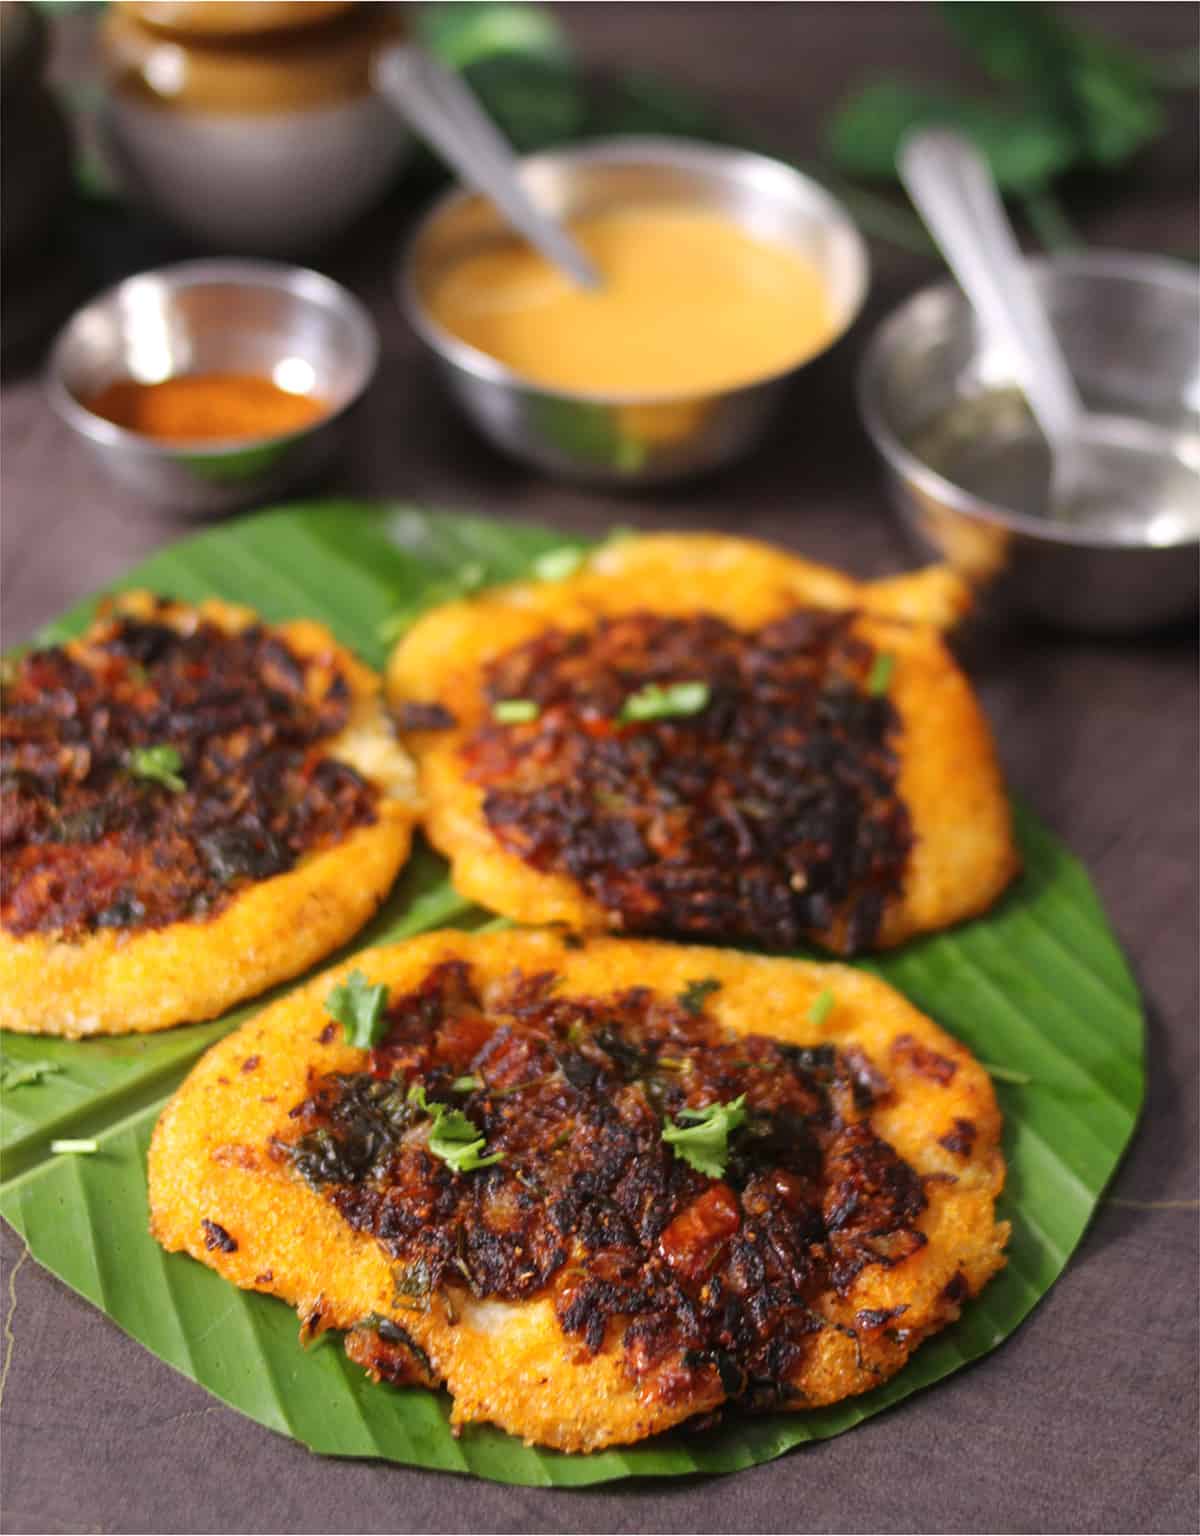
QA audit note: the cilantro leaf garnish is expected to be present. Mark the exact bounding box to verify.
[0,1058,63,1092]
[533,545,587,582]
[451,1074,483,1093]
[678,977,722,1016]
[128,743,186,792]
[619,680,710,724]
[808,988,836,1026]
[867,652,895,696]
[492,698,540,724]
[325,970,390,1050]
[408,1083,502,1173]
[662,1094,747,1178]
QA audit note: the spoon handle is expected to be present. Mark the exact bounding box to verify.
[898,129,1084,448]
[374,45,602,291]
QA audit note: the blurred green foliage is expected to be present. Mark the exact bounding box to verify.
[829,1,1182,196]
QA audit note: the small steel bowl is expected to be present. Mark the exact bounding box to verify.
[401,136,870,487]
[859,251,1200,634]
[47,259,378,516]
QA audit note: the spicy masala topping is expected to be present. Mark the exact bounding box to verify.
[458,609,912,954]
[282,961,928,1408]
[0,602,378,938]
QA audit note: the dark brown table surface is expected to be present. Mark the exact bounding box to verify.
[2,5,1197,1532]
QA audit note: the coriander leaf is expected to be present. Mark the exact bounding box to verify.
[408,1083,503,1172]
[0,1059,63,1091]
[128,743,186,792]
[325,970,390,1050]
[451,1074,483,1092]
[662,1094,747,1179]
[981,1062,1033,1085]
[828,82,1077,192]
[867,652,895,696]
[808,988,836,1027]
[678,978,722,1017]
[533,545,587,582]
[0,1056,52,1092]
[407,1082,435,1115]
[50,1138,97,1155]
[429,1117,504,1173]
[492,698,540,724]
[619,680,709,724]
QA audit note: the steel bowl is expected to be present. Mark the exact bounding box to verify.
[47,259,378,516]
[859,251,1200,634]
[400,136,870,487]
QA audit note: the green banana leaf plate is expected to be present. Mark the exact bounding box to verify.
[0,502,1144,1486]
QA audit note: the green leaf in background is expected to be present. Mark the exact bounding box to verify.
[0,503,1144,1485]
[827,0,1186,246]
[940,1,1165,168]
[416,0,570,73]
[827,81,1077,192]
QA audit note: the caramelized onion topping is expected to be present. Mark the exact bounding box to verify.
[283,961,927,1407]
[1,603,377,938]
[462,609,912,954]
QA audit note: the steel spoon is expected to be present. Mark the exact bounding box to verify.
[374,44,602,291]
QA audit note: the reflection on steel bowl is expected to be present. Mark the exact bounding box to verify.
[47,259,378,517]
[401,136,870,487]
[859,252,1200,635]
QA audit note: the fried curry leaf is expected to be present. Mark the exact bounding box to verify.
[619,680,710,724]
[408,1083,503,1173]
[325,970,390,1051]
[127,744,186,792]
[662,1094,748,1179]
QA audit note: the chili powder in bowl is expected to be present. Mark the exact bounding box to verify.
[47,258,378,516]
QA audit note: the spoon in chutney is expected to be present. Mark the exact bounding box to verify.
[373,44,602,292]
[899,128,1199,538]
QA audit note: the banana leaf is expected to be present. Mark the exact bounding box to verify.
[0,502,1144,1486]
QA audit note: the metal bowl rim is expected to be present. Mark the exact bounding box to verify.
[857,249,1200,551]
[398,134,871,408]
[45,258,380,457]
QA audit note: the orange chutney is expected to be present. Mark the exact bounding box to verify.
[421,206,835,397]
[83,373,327,442]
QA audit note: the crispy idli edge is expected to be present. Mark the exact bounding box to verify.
[1,592,419,1036]
[149,929,1008,1452]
